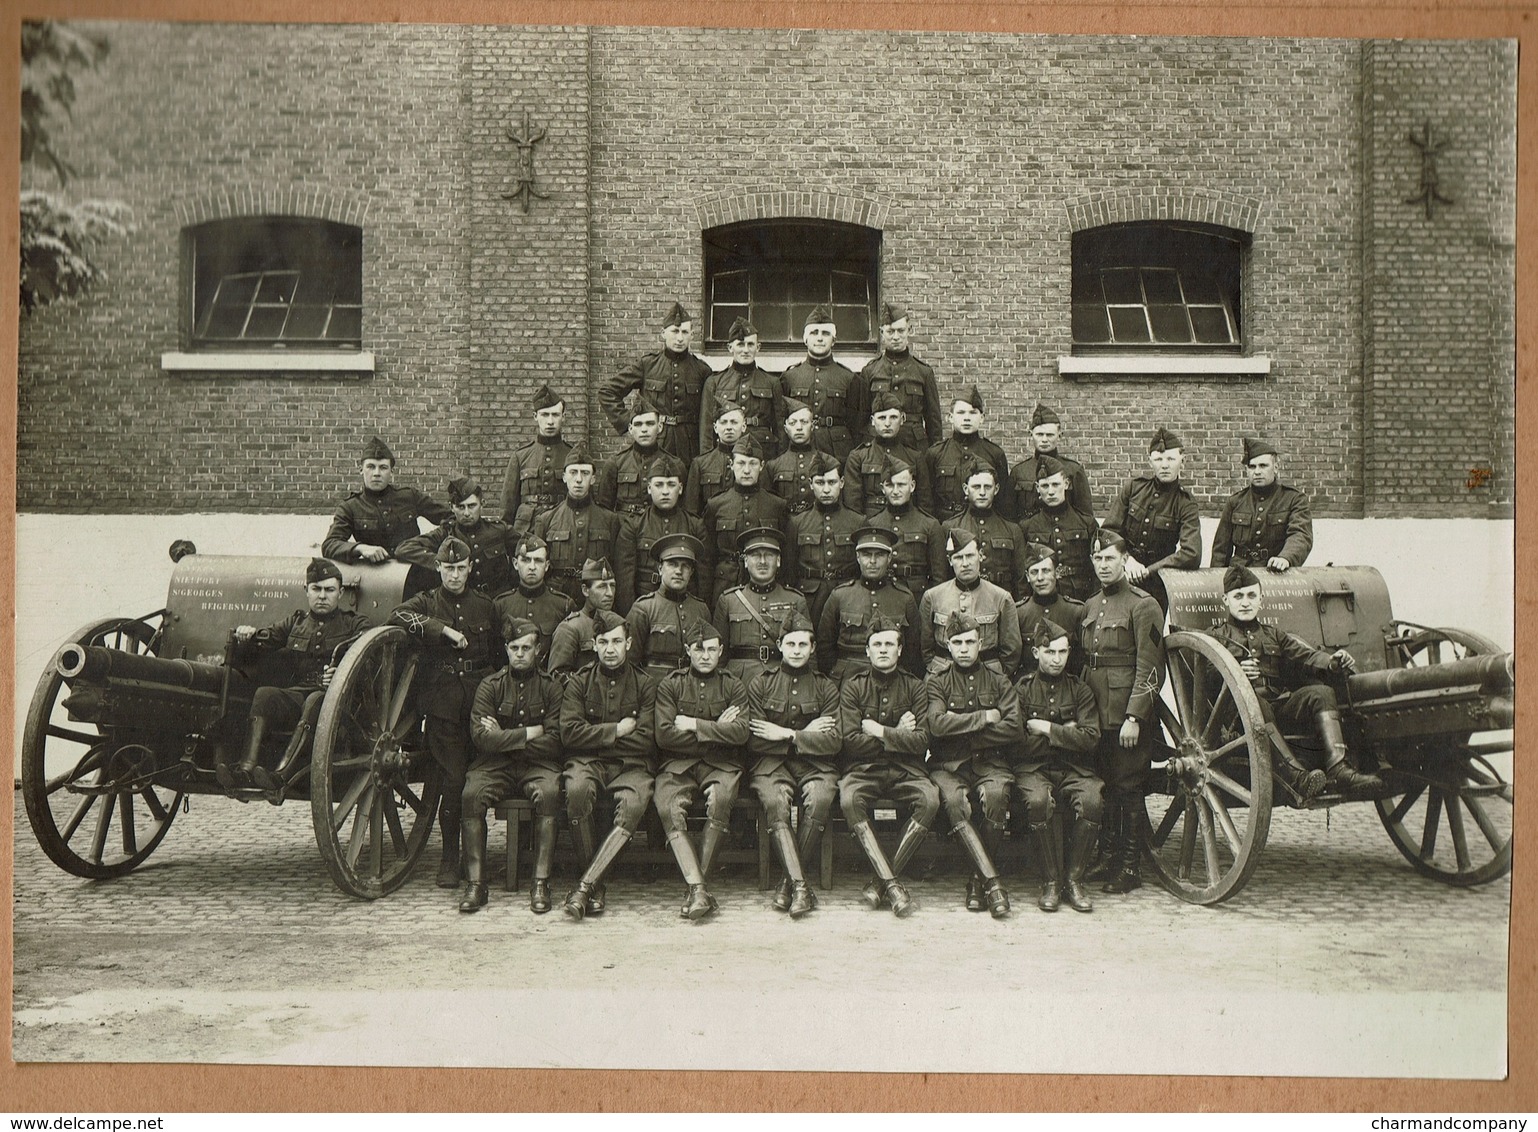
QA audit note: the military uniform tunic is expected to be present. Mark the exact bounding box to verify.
[785,501,863,624]
[1210,483,1314,569]
[779,355,860,463]
[917,577,1022,677]
[926,660,1022,830]
[947,506,1029,599]
[816,577,923,680]
[713,582,810,681]
[868,503,948,597]
[559,661,657,831]
[626,588,713,681]
[466,666,564,817]
[1016,592,1086,675]
[853,350,942,452]
[701,363,786,459]
[924,434,1013,522]
[842,438,931,517]
[653,667,751,833]
[765,443,823,515]
[613,505,708,614]
[595,441,680,519]
[599,348,713,465]
[491,584,574,665]
[397,517,516,598]
[1078,579,1165,792]
[747,664,842,831]
[501,435,572,532]
[836,667,939,829]
[547,604,601,679]
[684,443,735,517]
[323,485,452,562]
[1104,474,1202,573]
[530,497,621,604]
[1022,502,1100,602]
[1012,668,1103,825]
[238,607,371,735]
[1005,451,1094,525]
[1204,616,1340,729]
[701,485,789,607]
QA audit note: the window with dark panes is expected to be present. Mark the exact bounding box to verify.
[1071,222,1246,352]
[184,217,362,350]
[703,220,879,348]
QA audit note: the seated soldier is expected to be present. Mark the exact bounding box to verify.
[746,611,841,918]
[1210,566,1384,800]
[925,611,1017,918]
[653,621,752,920]
[560,610,658,920]
[226,558,369,799]
[1013,619,1102,913]
[323,436,452,595]
[463,617,563,914]
[548,557,617,679]
[837,615,939,917]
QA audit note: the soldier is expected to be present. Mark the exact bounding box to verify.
[463,616,563,914]
[596,395,687,521]
[1210,437,1314,571]
[853,302,942,452]
[322,437,452,595]
[1006,403,1094,524]
[547,557,617,679]
[764,399,822,516]
[947,460,1029,599]
[837,615,938,917]
[816,525,922,680]
[531,446,621,605]
[924,385,1012,522]
[653,621,752,920]
[1103,426,1201,610]
[685,400,746,516]
[700,435,788,607]
[867,456,947,598]
[560,610,658,920]
[918,528,1022,677]
[1021,456,1100,602]
[501,384,573,532]
[626,532,713,681]
[714,526,810,682]
[926,610,1018,917]
[746,611,841,918]
[1016,541,1086,675]
[844,391,931,517]
[388,538,503,888]
[785,452,863,625]
[1013,618,1102,913]
[1209,566,1383,799]
[225,558,369,798]
[700,317,785,460]
[491,536,575,664]
[778,305,860,463]
[599,301,712,466]
[613,459,707,614]
[1078,530,1164,896]
[398,476,515,599]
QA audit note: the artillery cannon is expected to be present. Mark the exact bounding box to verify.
[1144,566,1514,904]
[21,545,444,899]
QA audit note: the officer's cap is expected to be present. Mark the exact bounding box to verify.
[436,537,472,565]
[726,317,758,343]
[737,526,783,555]
[783,396,813,421]
[713,396,746,423]
[532,384,564,411]
[653,532,705,564]
[1034,455,1066,482]
[734,435,765,461]
[954,384,985,413]
[944,528,978,556]
[944,610,980,639]
[447,475,483,504]
[809,451,843,478]
[502,616,540,643]
[591,609,627,637]
[866,614,903,640]
[662,301,691,328]
[1033,618,1070,649]
[804,305,835,329]
[854,525,898,553]
[306,557,343,586]
[563,445,595,470]
[1242,436,1279,463]
[361,436,396,463]
[1149,427,1184,453]
[515,535,548,558]
[645,451,687,481]
[581,557,616,583]
[779,610,815,639]
[630,392,661,421]
[871,391,905,415]
[686,620,723,648]
[1024,541,1057,568]
[880,454,914,483]
[1223,565,1262,593]
[1090,530,1127,554]
[1031,402,1061,428]
[880,301,910,327]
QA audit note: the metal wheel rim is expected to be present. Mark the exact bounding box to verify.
[1374,754,1513,886]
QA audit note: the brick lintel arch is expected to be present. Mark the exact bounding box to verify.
[1062,187,1263,235]
[693,189,890,232]
[173,183,372,229]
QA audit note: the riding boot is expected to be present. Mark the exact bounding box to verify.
[220,719,265,791]
[851,820,913,917]
[1030,821,1061,912]
[1064,818,1098,913]
[252,720,308,801]
[1273,743,1327,802]
[436,802,462,888]
[1084,793,1119,882]
[1318,711,1384,798]
[699,819,729,881]
[1102,795,1143,894]
[954,820,1009,918]
[529,815,557,914]
[770,824,813,918]
[563,825,631,920]
[794,815,825,912]
[458,812,489,913]
[668,831,717,920]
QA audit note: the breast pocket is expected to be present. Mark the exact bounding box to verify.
[1092,614,1132,653]
[548,529,573,546]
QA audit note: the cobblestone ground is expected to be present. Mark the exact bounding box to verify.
[12,788,1510,1077]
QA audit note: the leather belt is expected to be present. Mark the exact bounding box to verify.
[730,646,778,663]
[659,415,680,426]
[814,416,836,428]
[894,563,927,577]
[551,566,581,578]
[1083,655,1135,669]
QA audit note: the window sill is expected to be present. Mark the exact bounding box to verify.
[1057,354,1271,379]
[161,350,375,375]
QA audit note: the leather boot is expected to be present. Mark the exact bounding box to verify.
[458,811,489,913]
[436,802,462,888]
[220,719,265,791]
[1064,818,1098,912]
[1273,744,1326,802]
[954,821,1009,918]
[1102,796,1142,894]
[668,831,717,920]
[1084,794,1119,882]
[563,825,631,920]
[1319,711,1384,798]
[530,815,557,914]
[795,815,825,912]
[1030,821,1061,912]
[699,818,728,881]
[252,720,308,802]
[770,825,814,918]
[890,818,929,878]
[851,820,912,916]
[569,816,603,912]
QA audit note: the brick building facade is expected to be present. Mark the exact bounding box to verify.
[17,24,1515,520]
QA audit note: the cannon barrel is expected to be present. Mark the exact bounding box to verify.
[1348,652,1514,702]
[57,643,229,697]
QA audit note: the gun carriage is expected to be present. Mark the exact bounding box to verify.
[21,545,443,899]
[1146,566,1514,904]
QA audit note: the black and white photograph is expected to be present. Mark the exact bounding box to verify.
[10,11,1518,1094]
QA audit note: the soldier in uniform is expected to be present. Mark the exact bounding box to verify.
[926,610,1018,918]
[463,617,563,914]
[764,399,822,516]
[599,301,712,466]
[501,384,573,533]
[947,460,1028,599]
[323,437,452,596]
[1209,566,1383,798]
[560,610,658,920]
[547,557,617,679]
[626,532,713,681]
[613,459,706,613]
[685,400,746,516]
[1078,530,1164,896]
[867,456,947,598]
[837,615,938,917]
[700,435,788,607]
[225,558,369,799]
[700,317,785,460]
[531,446,621,605]
[778,305,860,463]
[1006,403,1094,525]
[924,385,1012,522]
[596,394,687,520]
[388,538,503,888]
[918,528,1022,677]
[852,302,942,452]
[714,526,810,682]
[1103,426,1201,610]
[816,525,923,680]
[1021,456,1100,602]
[785,452,862,625]
[491,535,575,664]
[1016,541,1087,675]
[1210,437,1314,571]
[1013,618,1102,913]
[746,611,841,919]
[844,391,931,516]
[398,476,516,599]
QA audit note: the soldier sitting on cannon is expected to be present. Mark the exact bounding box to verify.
[323,436,452,596]
[224,558,369,800]
[1210,565,1384,800]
